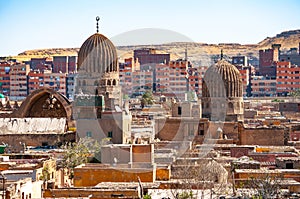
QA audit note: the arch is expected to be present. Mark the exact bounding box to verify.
[228,102,234,109]
[107,80,112,86]
[112,79,117,86]
[12,88,72,126]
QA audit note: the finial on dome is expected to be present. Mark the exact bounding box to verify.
[96,16,100,33]
[220,49,223,60]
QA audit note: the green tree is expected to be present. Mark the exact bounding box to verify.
[62,138,91,178]
[143,193,152,199]
[40,165,50,181]
[141,91,154,108]
[290,89,300,97]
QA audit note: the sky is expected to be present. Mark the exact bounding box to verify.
[0,0,300,56]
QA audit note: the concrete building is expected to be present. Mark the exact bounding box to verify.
[119,57,140,95]
[279,43,300,66]
[276,61,300,96]
[232,56,252,97]
[155,63,169,93]
[232,56,248,66]
[30,58,52,72]
[259,44,281,77]
[133,48,170,66]
[52,56,77,73]
[251,75,277,97]
[0,61,11,96]
[28,71,67,96]
[131,70,153,93]
[43,72,67,95]
[169,60,190,100]
[9,64,30,100]
[27,71,45,94]
[66,73,77,100]
[187,67,201,96]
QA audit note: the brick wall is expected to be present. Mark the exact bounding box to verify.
[240,127,286,146]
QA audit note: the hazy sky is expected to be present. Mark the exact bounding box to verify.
[1,0,300,56]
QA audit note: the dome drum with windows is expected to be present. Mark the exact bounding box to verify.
[202,59,244,122]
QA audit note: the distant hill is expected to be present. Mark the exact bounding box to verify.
[258,29,300,50]
[14,29,300,65]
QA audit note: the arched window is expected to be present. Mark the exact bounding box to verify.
[112,79,117,86]
[107,80,111,86]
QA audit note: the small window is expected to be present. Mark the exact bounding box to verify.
[199,130,204,136]
[286,162,294,169]
[108,131,113,138]
[178,106,182,115]
[86,131,92,138]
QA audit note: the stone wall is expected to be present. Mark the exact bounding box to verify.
[0,132,75,152]
[74,164,155,186]
[0,118,66,134]
[44,188,140,199]
[240,127,287,146]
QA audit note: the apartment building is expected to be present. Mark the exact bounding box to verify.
[28,71,67,96]
[169,60,189,100]
[251,76,277,97]
[0,61,11,96]
[52,56,77,73]
[276,61,300,96]
[9,64,30,100]
[155,63,169,93]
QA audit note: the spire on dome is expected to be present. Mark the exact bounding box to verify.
[220,49,223,60]
[96,16,100,33]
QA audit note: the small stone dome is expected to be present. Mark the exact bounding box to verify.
[202,59,243,98]
[78,33,118,73]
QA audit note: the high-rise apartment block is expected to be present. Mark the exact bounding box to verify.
[134,48,170,66]
[276,61,300,96]
[259,44,281,77]
[10,64,30,100]
[53,56,77,73]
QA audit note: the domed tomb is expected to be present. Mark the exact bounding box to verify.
[202,59,244,121]
[74,17,121,114]
[78,33,118,73]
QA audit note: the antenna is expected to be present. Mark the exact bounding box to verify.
[96,16,100,33]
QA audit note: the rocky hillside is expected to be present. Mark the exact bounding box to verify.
[14,29,300,65]
[258,29,300,50]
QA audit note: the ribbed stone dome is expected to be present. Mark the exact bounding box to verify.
[202,59,243,98]
[78,33,118,73]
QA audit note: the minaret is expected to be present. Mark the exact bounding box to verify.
[184,44,188,61]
